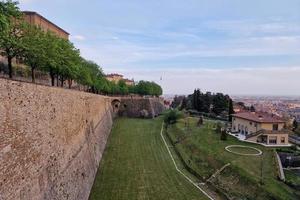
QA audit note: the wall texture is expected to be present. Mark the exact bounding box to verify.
[0,78,114,200]
[118,96,165,118]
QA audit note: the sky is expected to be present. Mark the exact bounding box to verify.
[18,0,300,95]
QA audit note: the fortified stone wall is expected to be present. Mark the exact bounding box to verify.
[118,97,165,118]
[0,78,114,200]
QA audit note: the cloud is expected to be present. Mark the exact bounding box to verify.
[204,20,300,37]
[70,35,86,41]
[76,32,300,70]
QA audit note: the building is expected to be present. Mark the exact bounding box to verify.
[105,73,135,86]
[231,112,290,146]
[123,78,134,86]
[105,74,124,83]
[22,11,69,39]
[1,11,69,68]
[289,134,300,145]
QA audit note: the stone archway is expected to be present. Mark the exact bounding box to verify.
[111,99,121,114]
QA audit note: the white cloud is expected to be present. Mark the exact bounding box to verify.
[205,20,300,37]
[76,33,300,69]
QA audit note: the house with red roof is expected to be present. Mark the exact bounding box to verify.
[231,112,290,146]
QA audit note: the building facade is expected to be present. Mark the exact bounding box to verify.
[105,74,124,83]
[1,11,69,67]
[22,11,69,39]
[123,78,134,86]
[231,112,289,145]
[105,73,135,86]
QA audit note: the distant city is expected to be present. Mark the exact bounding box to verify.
[232,95,300,122]
[163,94,300,123]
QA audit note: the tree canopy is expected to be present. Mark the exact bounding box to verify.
[0,1,163,96]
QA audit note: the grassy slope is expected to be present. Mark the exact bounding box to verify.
[284,169,300,187]
[167,118,299,200]
[89,117,209,200]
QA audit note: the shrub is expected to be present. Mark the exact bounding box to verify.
[163,109,183,125]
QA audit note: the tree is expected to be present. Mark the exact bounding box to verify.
[0,1,21,32]
[197,116,204,127]
[135,81,162,96]
[293,119,298,132]
[180,97,188,110]
[171,95,185,109]
[0,3,25,78]
[42,32,61,86]
[215,122,222,134]
[250,105,256,112]
[163,109,183,125]
[220,128,227,140]
[118,80,129,95]
[22,24,46,82]
[228,98,235,122]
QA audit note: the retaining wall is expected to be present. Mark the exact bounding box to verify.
[0,78,114,200]
[118,96,165,118]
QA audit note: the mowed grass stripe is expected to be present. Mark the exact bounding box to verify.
[89,118,208,200]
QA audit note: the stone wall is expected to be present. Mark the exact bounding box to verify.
[0,78,114,200]
[118,96,165,118]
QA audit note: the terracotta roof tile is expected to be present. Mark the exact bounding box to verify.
[232,112,285,123]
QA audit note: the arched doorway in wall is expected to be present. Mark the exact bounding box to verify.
[111,99,121,114]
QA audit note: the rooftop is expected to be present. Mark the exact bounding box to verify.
[232,112,285,123]
[123,78,134,82]
[105,73,123,78]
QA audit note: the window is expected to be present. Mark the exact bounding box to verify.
[250,122,252,125]
[281,137,285,143]
[269,136,277,144]
[273,124,279,131]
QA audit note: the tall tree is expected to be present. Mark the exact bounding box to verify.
[0,1,21,31]
[42,32,61,86]
[56,38,81,87]
[293,119,298,131]
[0,2,24,78]
[228,98,235,122]
[22,24,46,82]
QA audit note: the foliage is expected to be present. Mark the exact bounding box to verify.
[0,5,26,78]
[22,24,47,82]
[220,129,227,140]
[228,98,234,121]
[0,0,21,31]
[197,116,203,126]
[163,109,183,125]
[0,1,163,96]
[188,89,233,120]
[171,95,185,109]
[167,118,300,200]
[134,80,163,96]
[293,119,298,131]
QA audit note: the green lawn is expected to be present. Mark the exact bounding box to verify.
[284,169,300,188]
[89,117,210,200]
[167,117,300,200]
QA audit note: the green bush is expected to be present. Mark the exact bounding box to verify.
[163,109,183,125]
